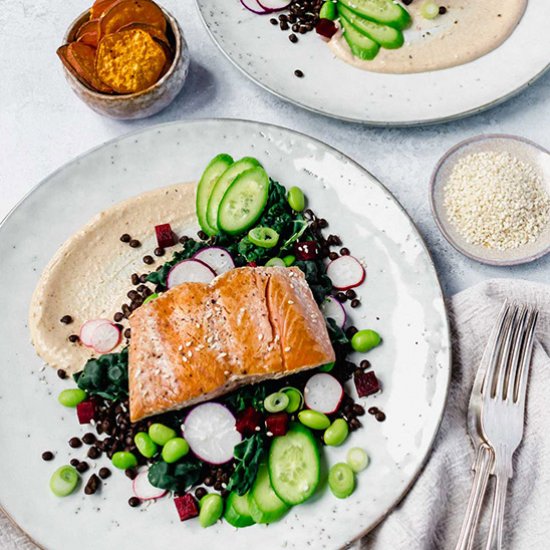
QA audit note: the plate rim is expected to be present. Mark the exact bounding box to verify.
[0,118,452,547]
[193,2,550,127]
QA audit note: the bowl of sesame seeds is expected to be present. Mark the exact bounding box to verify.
[430,134,550,266]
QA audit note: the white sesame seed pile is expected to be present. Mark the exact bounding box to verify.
[443,151,550,250]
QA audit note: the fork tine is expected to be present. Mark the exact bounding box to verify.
[515,309,539,404]
[504,306,529,401]
[493,306,518,400]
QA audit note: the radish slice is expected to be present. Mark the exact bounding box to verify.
[167,259,216,289]
[79,319,111,347]
[321,296,346,329]
[326,255,366,290]
[240,0,271,14]
[133,468,168,501]
[90,322,121,354]
[194,247,235,275]
[257,0,291,10]
[182,403,242,465]
[304,373,344,414]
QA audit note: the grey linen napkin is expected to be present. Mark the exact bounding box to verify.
[2,279,549,549]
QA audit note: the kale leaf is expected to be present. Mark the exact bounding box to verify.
[326,317,352,363]
[226,433,266,496]
[148,459,203,492]
[73,348,129,401]
[294,259,333,304]
[225,384,267,413]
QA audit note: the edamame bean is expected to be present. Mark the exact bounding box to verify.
[328,463,355,499]
[264,392,290,413]
[351,329,381,353]
[50,465,80,497]
[134,432,158,458]
[112,451,138,470]
[199,494,224,528]
[323,418,349,446]
[287,186,306,212]
[319,0,337,20]
[265,257,286,267]
[161,438,190,463]
[347,447,369,472]
[281,387,303,413]
[143,293,159,305]
[319,361,335,373]
[282,255,296,267]
[298,409,330,430]
[57,388,87,408]
[148,423,176,446]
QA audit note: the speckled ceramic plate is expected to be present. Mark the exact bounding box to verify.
[0,119,450,550]
[195,1,550,125]
[431,134,550,266]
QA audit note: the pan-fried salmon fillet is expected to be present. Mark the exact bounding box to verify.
[129,267,335,421]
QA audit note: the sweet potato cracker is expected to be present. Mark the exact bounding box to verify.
[99,0,166,38]
[65,42,113,93]
[90,0,119,20]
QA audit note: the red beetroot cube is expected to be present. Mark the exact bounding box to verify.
[76,400,95,424]
[236,406,263,437]
[266,413,289,437]
[294,241,319,261]
[247,261,257,268]
[316,19,337,39]
[354,371,381,398]
[174,494,199,522]
[155,224,175,249]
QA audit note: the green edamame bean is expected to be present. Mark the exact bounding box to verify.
[287,186,306,212]
[351,329,381,353]
[323,418,349,446]
[265,257,286,267]
[161,438,190,463]
[57,388,87,408]
[319,361,335,373]
[134,432,158,458]
[112,451,138,470]
[281,387,303,413]
[328,463,355,499]
[199,494,224,528]
[319,0,337,20]
[50,465,80,497]
[282,255,296,267]
[298,409,330,430]
[148,423,176,446]
[143,293,159,305]
[264,392,290,413]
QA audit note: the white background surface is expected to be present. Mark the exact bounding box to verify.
[1,0,549,295]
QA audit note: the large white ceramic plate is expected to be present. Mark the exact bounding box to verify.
[0,119,450,549]
[195,1,550,125]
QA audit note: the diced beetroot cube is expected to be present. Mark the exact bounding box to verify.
[155,223,176,248]
[236,406,263,437]
[174,494,199,522]
[247,261,257,268]
[316,19,337,39]
[354,371,381,398]
[76,400,95,424]
[294,241,319,261]
[265,412,289,437]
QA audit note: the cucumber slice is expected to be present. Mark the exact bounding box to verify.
[248,463,289,524]
[218,167,270,235]
[268,423,320,506]
[224,491,256,528]
[340,16,380,61]
[338,0,411,30]
[206,157,261,233]
[338,4,404,49]
[196,154,234,236]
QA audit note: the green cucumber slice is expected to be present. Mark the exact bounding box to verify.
[340,16,380,61]
[338,0,411,30]
[196,154,234,236]
[338,3,404,49]
[206,157,261,233]
[218,167,270,235]
[248,463,289,524]
[268,423,320,506]
[224,491,256,528]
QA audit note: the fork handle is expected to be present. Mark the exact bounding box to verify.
[485,473,509,550]
[455,444,494,550]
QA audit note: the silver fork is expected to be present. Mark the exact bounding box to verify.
[481,304,539,550]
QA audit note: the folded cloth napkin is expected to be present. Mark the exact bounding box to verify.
[361,279,550,550]
[2,279,549,549]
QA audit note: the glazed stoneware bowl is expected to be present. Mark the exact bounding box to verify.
[61,7,189,120]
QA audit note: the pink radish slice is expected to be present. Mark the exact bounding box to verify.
[240,0,271,14]
[194,247,235,275]
[182,403,242,465]
[133,469,168,501]
[257,0,291,10]
[79,319,111,347]
[304,373,344,414]
[321,296,346,329]
[167,259,216,289]
[326,255,366,290]
[90,322,121,354]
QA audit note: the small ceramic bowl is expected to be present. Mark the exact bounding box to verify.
[61,7,189,119]
[430,134,550,266]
